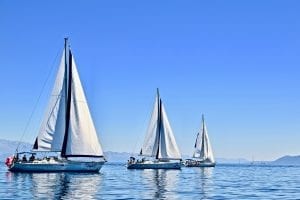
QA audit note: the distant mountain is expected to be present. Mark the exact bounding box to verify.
[104,151,136,162]
[0,139,135,162]
[0,139,250,164]
[4,139,299,165]
[0,139,32,159]
[216,157,250,164]
[101,153,252,164]
[271,155,300,166]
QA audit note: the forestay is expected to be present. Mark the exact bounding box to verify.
[33,52,66,151]
[140,97,159,157]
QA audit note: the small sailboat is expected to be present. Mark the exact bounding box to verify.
[6,38,106,172]
[185,115,215,167]
[127,89,182,169]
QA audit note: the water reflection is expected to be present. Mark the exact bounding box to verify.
[4,165,300,199]
[6,172,102,199]
[193,167,214,199]
[141,169,180,199]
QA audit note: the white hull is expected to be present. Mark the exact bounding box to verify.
[8,160,105,172]
[127,161,181,169]
[184,159,215,167]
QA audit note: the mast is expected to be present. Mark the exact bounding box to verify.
[202,114,205,140]
[61,38,72,158]
[202,114,208,155]
[200,114,206,159]
[64,38,68,125]
[156,88,161,159]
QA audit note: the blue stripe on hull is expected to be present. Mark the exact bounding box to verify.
[185,163,216,167]
[127,162,181,169]
[8,161,105,173]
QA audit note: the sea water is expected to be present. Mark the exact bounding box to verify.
[1,163,300,199]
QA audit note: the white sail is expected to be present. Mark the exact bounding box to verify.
[157,103,181,160]
[64,55,103,157]
[193,116,215,163]
[140,96,159,157]
[33,45,103,157]
[33,52,66,151]
[140,90,181,160]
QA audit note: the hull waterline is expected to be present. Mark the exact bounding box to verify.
[185,161,216,167]
[127,162,181,169]
[8,161,105,172]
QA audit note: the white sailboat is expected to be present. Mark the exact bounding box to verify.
[185,115,215,167]
[6,38,106,172]
[127,89,182,169]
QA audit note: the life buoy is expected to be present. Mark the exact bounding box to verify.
[5,156,13,167]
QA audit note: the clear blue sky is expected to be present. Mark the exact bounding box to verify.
[1,1,300,161]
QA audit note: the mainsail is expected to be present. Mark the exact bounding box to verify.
[140,89,181,160]
[193,115,214,163]
[33,39,103,158]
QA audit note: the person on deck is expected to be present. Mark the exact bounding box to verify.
[29,154,35,162]
[22,155,27,162]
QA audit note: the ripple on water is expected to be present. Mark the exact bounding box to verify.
[1,164,300,199]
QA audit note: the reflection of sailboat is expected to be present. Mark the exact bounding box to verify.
[32,173,70,199]
[141,169,179,199]
[5,172,102,199]
[127,89,182,169]
[185,115,215,167]
[7,38,106,172]
[195,167,214,199]
[50,173,101,199]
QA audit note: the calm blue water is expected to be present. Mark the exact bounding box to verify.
[1,163,300,199]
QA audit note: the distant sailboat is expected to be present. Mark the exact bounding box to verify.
[185,115,215,167]
[6,38,106,172]
[127,89,182,169]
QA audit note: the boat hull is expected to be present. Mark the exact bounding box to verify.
[184,160,216,167]
[127,162,181,169]
[8,160,105,172]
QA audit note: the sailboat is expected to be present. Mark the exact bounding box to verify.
[6,38,106,172]
[127,89,182,169]
[185,115,215,167]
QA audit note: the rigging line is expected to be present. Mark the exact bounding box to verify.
[16,46,62,153]
[131,91,157,156]
[131,107,149,156]
[131,119,144,156]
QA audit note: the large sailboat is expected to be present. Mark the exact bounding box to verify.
[127,89,182,169]
[6,38,106,172]
[185,115,215,167]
